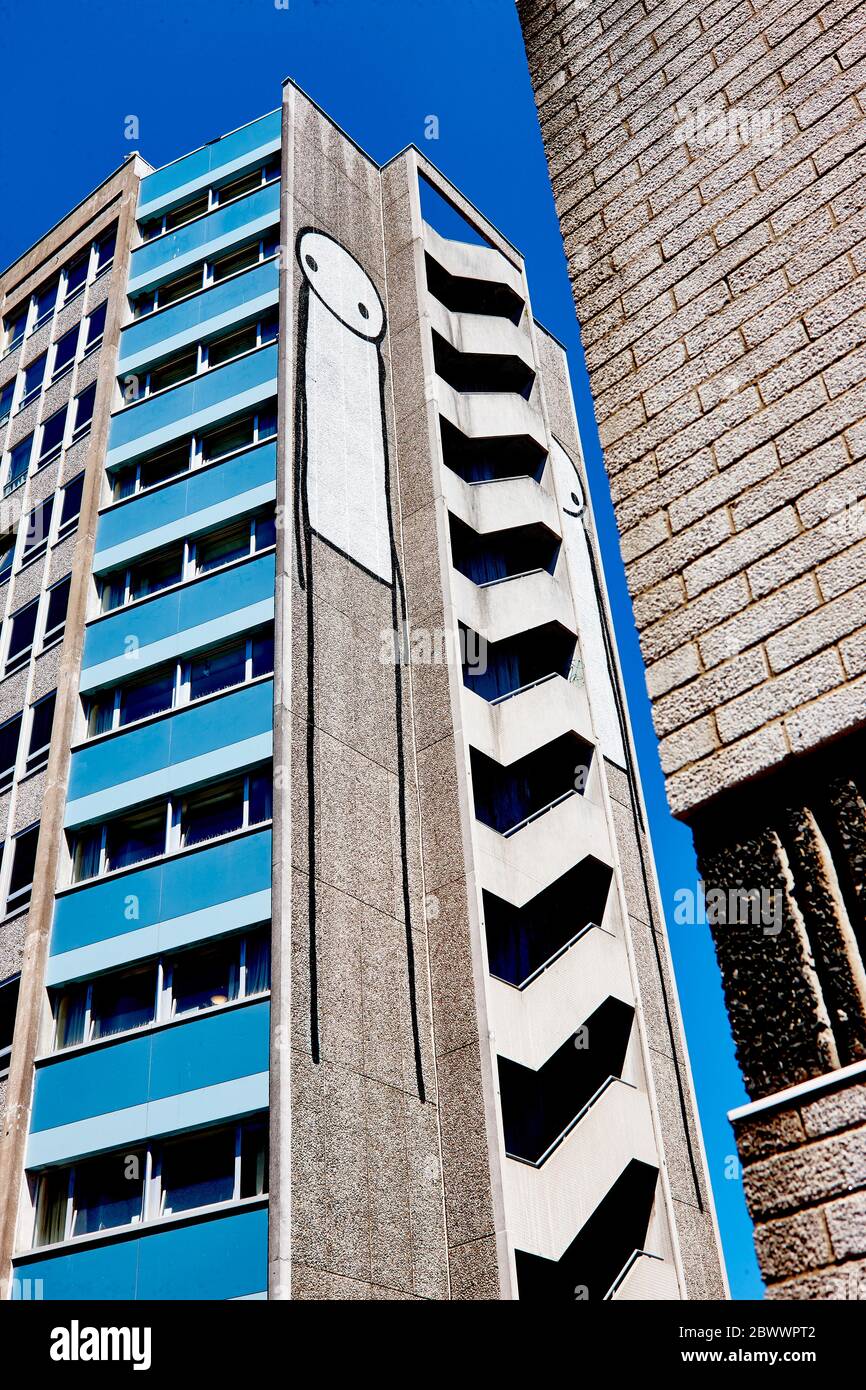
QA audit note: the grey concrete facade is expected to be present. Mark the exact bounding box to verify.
[518,0,866,1294]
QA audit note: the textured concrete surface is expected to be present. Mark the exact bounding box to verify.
[518,0,866,819]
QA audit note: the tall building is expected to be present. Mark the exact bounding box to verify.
[519,0,866,1296]
[0,81,724,1301]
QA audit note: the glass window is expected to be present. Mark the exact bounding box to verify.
[44,576,70,642]
[73,382,96,436]
[72,826,102,882]
[0,973,20,1081]
[0,379,14,423]
[27,691,55,771]
[140,218,163,242]
[59,472,84,532]
[201,414,254,463]
[254,514,276,551]
[64,252,88,303]
[4,306,28,353]
[244,927,270,998]
[6,598,38,667]
[54,983,87,1050]
[85,301,106,351]
[215,169,263,205]
[6,434,33,492]
[104,805,165,873]
[86,692,115,738]
[182,781,244,847]
[0,533,14,583]
[252,632,274,678]
[132,290,156,319]
[172,940,238,1017]
[139,440,190,491]
[35,1168,69,1246]
[157,267,202,309]
[196,521,250,574]
[257,404,277,440]
[33,281,58,328]
[119,667,174,726]
[39,404,68,461]
[211,243,259,283]
[129,548,183,602]
[240,1121,268,1198]
[160,1128,235,1215]
[99,572,126,614]
[8,824,39,910]
[249,771,272,826]
[52,326,78,378]
[94,230,116,275]
[259,310,279,346]
[165,193,208,230]
[21,352,46,404]
[189,641,246,702]
[0,714,22,791]
[90,966,157,1040]
[149,347,197,395]
[72,1150,144,1237]
[22,498,52,558]
[207,322,256,369]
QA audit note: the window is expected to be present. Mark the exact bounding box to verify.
[94,230,116,276]
[0,378,14,423]
[153,267,201,311]
[4,306,28,354]
[71,1150,145,1237]
[0,714,22,792]
[165,192,209,231]
[32,280,58,330]
[118,666,175,726]
[211,242,259,283]
[72,382,96,437]
[100,547,183,612]
[26,691,55,774]
[20,352,46,407]
[43,575,71,646]
[5,434,33,494]
[214,168,263,206]
[6,598,38,670]
[160,1127,235,1215]
[90,965,158,1040]
[195,520,251,574]
[201,406,275,464]
[0,532,14,584]
[84,301,106,352]
[147,347,197,396]
[58,471,84,535]
[113,439,192,501]
[7,823,39,912]
[71,768,272,882]
[38,403,67,462]
[0,973,19,1082]
[22,498,53,560]
[171,939,238,1017]
[207,322,256,370]
[189,639,247,702]
[52,325,79,379]
[63,252,89,304]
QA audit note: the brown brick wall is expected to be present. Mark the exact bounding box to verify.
[518,0,866,819]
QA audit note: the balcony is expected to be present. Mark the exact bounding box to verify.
[48,827,272,985]
[463,671,593,768]
[128,182,280,297]
[12,1202,267,1300]
[28,998,269,1166]
[422,221,525,317]
[66,678,273,828]
[106,345,278,469]
[118,260,279,378]
[94,440,277,574]
[138,110,280,223]
[80,551,276,693]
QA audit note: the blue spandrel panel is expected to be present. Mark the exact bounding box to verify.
[138,109,280,219]
[128,182,280,295]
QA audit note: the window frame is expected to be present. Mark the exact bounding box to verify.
[6,821,40,915]
[26,690,56,775]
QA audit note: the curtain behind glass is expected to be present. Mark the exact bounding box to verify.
[245,930,270,996]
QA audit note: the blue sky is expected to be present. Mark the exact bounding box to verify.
[0,0,761,1297]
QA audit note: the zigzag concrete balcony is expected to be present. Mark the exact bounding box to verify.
[609,1251,680,1300]
[442,465,559,539]
[450,565,575,644]
[514,1156,663,1301]
[438,416,546,484]
[483,853,614,986]
[503,1079,658,1264]
[489,924,632,1071]
[437,379,547,454]
[473,783,611,904]
[462,673,593,767]
[422,221,525,314]
[428,296,533,373]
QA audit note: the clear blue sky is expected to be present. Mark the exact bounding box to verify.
[0,0,762,1298]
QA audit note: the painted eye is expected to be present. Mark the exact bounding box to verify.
[358,302,369,319]
[305,254,318,272]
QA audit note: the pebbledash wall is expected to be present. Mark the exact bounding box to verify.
[0,81,725,1300]
[518,0,866,1297]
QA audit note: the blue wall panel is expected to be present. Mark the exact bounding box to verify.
[138,108,280,219]
[79,552,276,692]
[12,1205,267,1300]
[93,441,276,573]
[128,183,280,296]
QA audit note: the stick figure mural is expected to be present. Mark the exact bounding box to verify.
[294,228,425,1101]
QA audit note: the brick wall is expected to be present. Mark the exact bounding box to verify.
[518,0,866,819]
[736,1079,866,1295]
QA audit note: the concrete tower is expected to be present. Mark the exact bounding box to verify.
[519,0,866,1297]
[0,81,724,1301]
